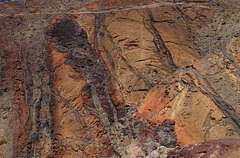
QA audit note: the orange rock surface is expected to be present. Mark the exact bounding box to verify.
[0,0,239,157]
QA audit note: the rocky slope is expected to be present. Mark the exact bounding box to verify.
[0,0,239,157]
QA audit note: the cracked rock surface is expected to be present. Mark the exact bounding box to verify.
[0,0,239,157]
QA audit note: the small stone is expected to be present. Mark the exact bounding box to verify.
[2,115,8,119]
[233,33,240,37]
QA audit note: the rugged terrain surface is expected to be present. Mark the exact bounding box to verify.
[0,0,239,157]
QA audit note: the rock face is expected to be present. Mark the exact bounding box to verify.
[167,138,240,158]
[0,0,239,157]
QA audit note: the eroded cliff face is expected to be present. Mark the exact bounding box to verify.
[0,0,239,157]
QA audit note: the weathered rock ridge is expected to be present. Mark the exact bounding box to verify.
[0,0,239,157]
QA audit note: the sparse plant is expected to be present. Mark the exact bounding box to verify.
[0,139,6,146]
[198,9,240,56]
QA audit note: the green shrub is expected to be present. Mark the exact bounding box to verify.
[0,139,6,146]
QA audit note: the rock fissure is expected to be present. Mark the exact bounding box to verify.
[1,0,240,157]
[147,8,178,71]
